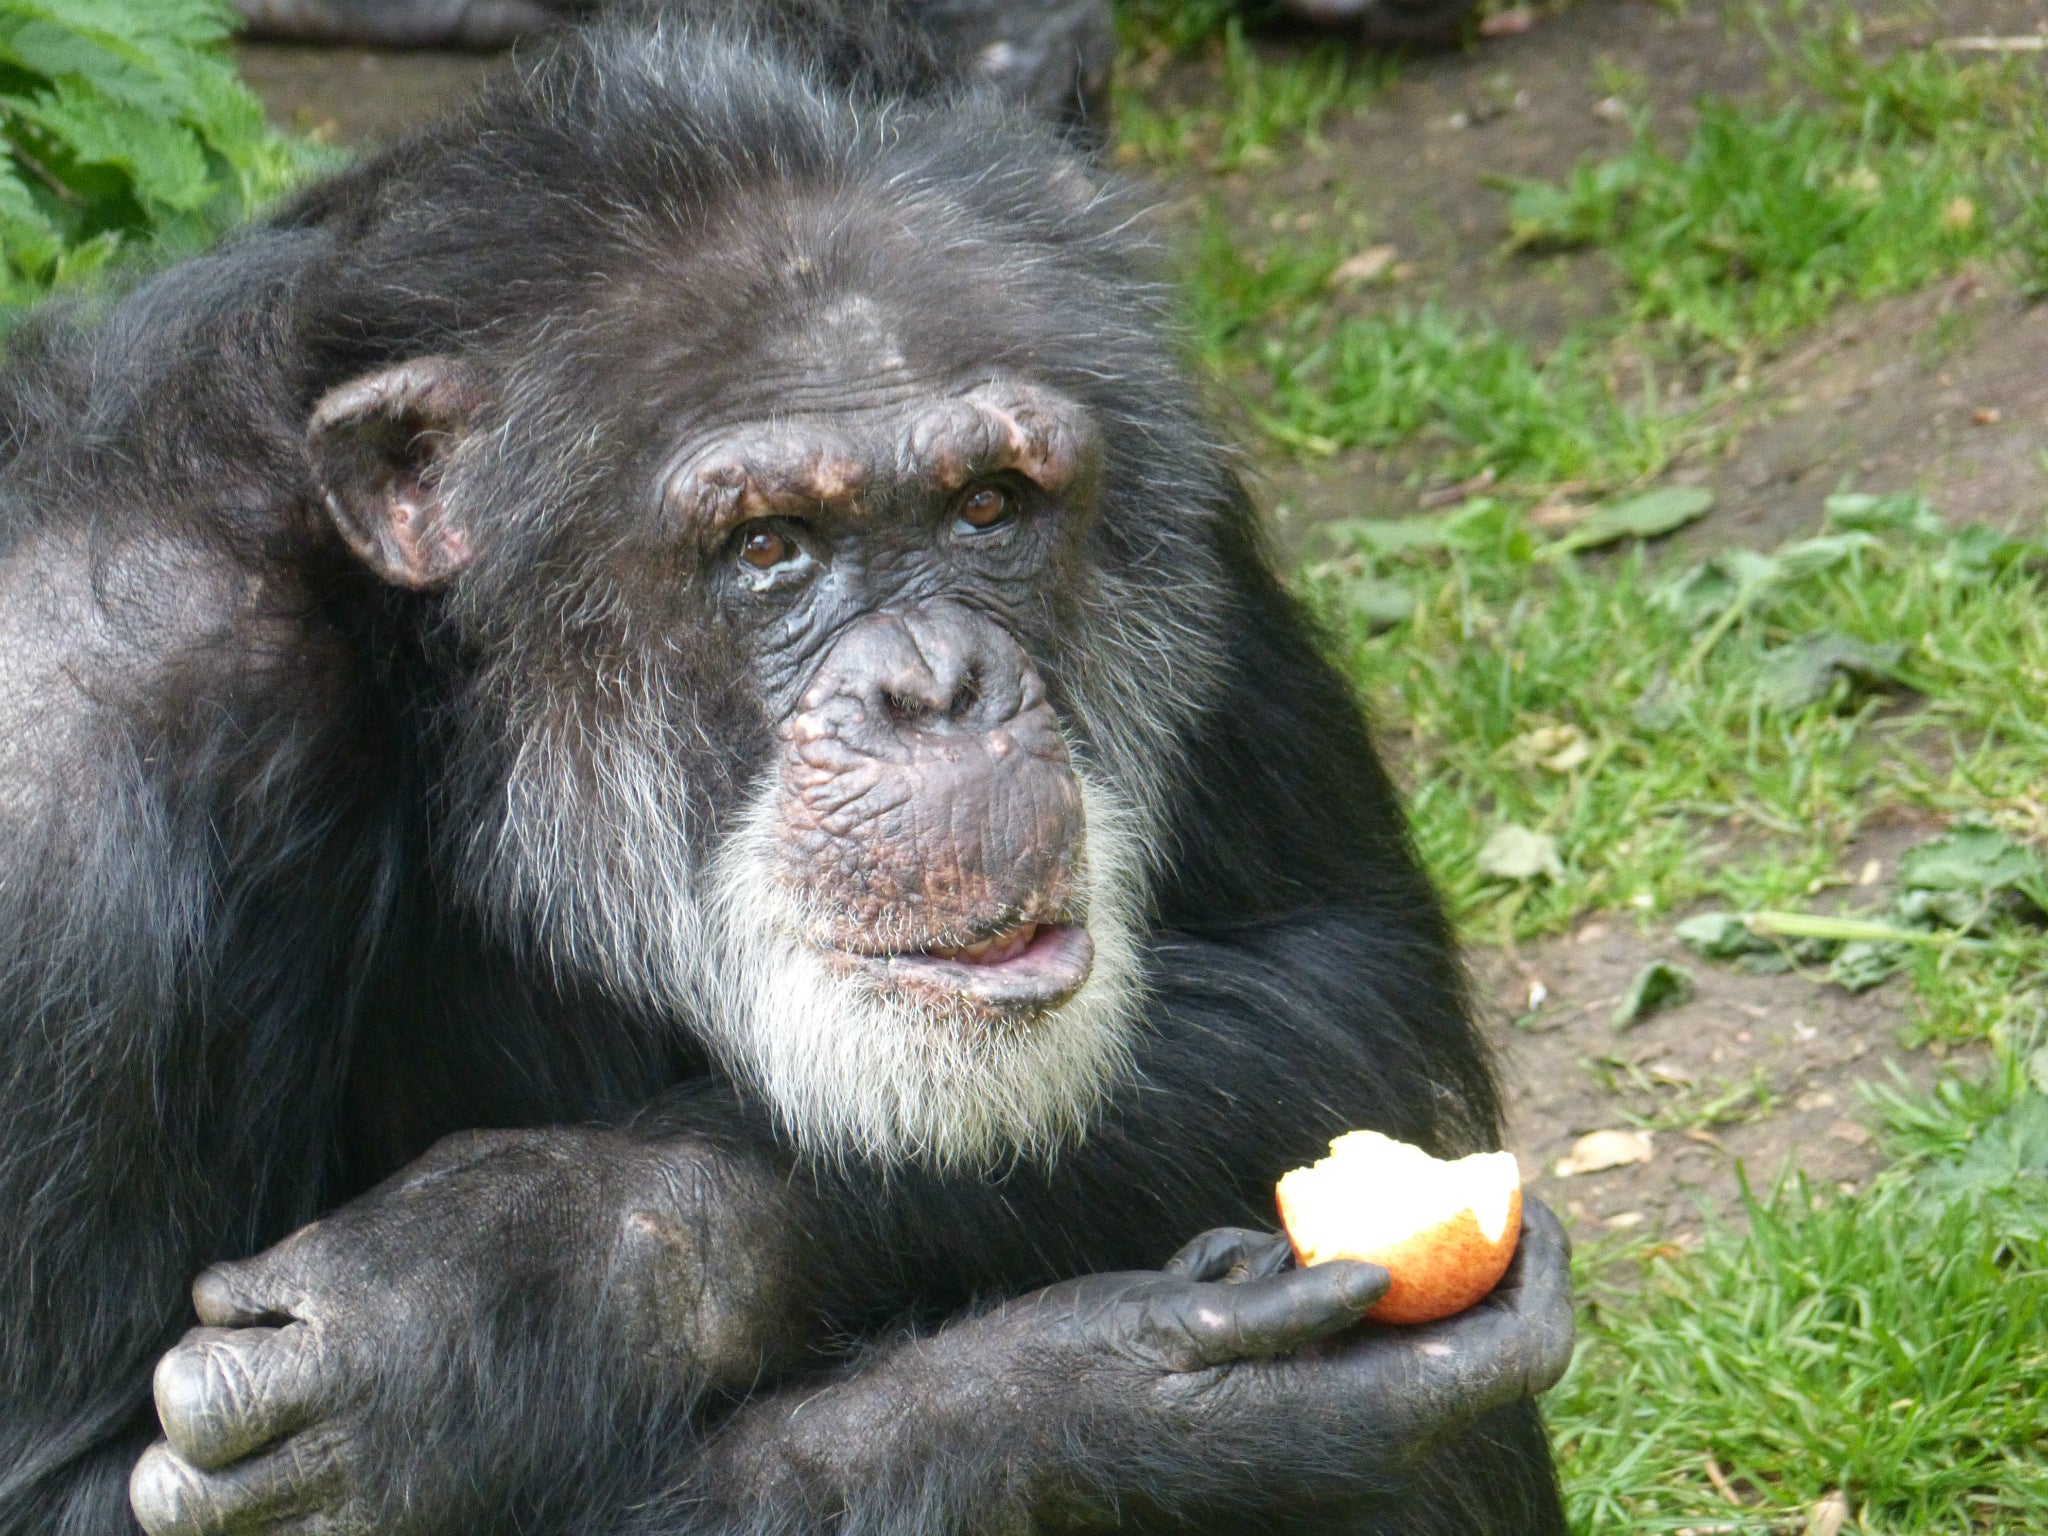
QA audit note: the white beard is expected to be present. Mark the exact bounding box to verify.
[691,770,1148,1169]
[468,692,1148,1169]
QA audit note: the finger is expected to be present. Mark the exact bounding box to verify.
[1162,1228,1292,1283]
[154,1324,338,1469]
[1164,1260,1388,1368]
[193,1255,304,1329]
[130,1433,345,1536]
[1500,1198,1569,1287]
[1301,1202,1577,1426]
[1492,1198,1576,1393]
[1483,1198,1572,1316]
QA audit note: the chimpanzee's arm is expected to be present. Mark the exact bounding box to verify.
[636,1201,1572,1535]
[134,1151,1567,1536]
[131,906,1546,1536]
[0,417,367,1534]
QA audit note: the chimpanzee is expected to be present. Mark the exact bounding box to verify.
[0,7,1571,1534]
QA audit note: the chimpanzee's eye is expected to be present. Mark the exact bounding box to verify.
[952,482,1015,533]
[738,522,798,570]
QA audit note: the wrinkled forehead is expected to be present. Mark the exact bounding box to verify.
[754,288,918,395]
[664,192,1048,400]
[662,377,1099,536]
[596,192,1110,530]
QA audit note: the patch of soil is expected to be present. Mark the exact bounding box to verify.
[1479,928,1920,1242]
[1139,0,2048,552]
[238,43,508,143]
[1673,271,2048,551]
[1474,807,1969,1245]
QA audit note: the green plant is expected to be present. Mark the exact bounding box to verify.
[0,0,323,306]
[1503,33,2040,353]
[1114,0,1275,56]
[1258,302,1672,481]
[1114,18,1381,173]
[1506,102,1990,351]
[1174,215,1680,485]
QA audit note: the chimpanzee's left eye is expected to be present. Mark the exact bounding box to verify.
[739,522,798,569]
[952,482,1015,533]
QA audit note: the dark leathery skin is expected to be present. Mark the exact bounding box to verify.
[666,381,1099,536]
[780,600,1083,951]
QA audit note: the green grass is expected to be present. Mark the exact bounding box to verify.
[1147,9,2048,491]
[1550,1183,2048,1534]
[1113,0,1255,56]
[1259,302,1676,480]
[1553,998,2048,1535]
[1313,499,2048,944]
[1503,97,1990,352]
[1178,210,1682,482]
[1501,16,2046,355]
[1114,19,1384,174]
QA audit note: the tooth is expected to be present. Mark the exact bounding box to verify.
[912,922,1044,965]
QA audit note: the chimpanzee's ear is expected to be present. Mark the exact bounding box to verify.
[308,358,482,590]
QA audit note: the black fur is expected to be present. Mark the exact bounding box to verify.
[0,11,1562,1533]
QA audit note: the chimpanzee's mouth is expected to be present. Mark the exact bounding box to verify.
[919,921,1046,965]
[838,922,1095,1012]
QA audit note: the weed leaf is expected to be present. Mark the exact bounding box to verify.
[1612,959,1696,1028]
[1823,490,1945,539]
[1554,485,1714,553]
[1898,824,2048,911]
[1477,824,1564,882]
[1753,633,1905,712]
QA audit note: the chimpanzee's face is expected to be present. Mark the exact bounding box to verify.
[670,378,1105,1007]
[309,288,1157,1168]
[660,365,1150,1168]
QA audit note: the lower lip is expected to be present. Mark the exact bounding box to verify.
[859,923,1095,1012]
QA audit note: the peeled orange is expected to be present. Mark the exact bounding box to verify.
[1276,1130,1522,1325]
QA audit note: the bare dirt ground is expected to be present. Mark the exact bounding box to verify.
[240,0,2040,1239]
[1200,0,2048,555]
[237,42,504,143]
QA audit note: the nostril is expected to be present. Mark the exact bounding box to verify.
[878,668,982,729]
[948,671,981,722]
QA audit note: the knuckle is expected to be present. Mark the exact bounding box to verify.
[154,1343,234,1441]
[423,1127,520,1167]
[204,1251,275,1293]
[193,1258,281,1323]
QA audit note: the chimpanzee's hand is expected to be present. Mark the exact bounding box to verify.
[130,1129,797,1536]
[721,1197,1572,1527]
[1022,1198,1570,1491]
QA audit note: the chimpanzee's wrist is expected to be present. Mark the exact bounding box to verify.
[696,1317,1055,1531]
[583,1132,814,1387]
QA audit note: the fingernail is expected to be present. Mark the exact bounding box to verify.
[1339,1263,1388,1306]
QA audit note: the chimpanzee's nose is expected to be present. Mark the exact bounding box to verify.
[798,601,1039,740]
[779,598,1083,960]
